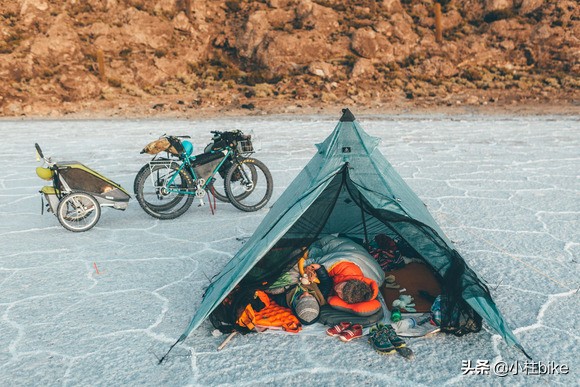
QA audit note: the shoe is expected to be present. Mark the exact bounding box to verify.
[368,324,396,354]
[384,324,406,348]
[339,324,363,342]
[326,322,351,337]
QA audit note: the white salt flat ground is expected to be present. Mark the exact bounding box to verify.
[0,114,578,386]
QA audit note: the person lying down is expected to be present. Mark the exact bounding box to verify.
[266,235,385,325]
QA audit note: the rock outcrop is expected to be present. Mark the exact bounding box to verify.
[0,0,577,116]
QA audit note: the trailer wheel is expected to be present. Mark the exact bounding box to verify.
[57,191,101,232]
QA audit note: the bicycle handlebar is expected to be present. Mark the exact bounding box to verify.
[160,133,190,139]
[34,143,44,159]
[210,130,247,138]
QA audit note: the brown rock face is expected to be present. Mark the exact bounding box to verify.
[0,0,577,116]
[518,0,543,15]
[351,28,380,59]
[484,0,514,20]
[29,14,83,69]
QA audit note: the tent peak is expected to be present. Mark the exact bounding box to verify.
[340,108,356,122]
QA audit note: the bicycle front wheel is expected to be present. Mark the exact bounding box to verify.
[209,161,256,203]
[134,163,195,219]
[224,158,273,212]
[57,191,101,232]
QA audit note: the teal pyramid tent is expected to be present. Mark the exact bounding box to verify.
[161,109,527,361]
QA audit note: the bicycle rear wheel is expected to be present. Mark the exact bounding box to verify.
[224,158,273,212]
[134,163,195,219]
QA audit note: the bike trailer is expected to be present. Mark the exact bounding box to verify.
[41,162,130,213]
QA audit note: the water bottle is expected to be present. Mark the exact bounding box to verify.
[390,307,401,322]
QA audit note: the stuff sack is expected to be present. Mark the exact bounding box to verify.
[140,138,178,155]
[209,287,262,334]
[244,291,301,333]
[209,289,301,334]
[191,152,225,182]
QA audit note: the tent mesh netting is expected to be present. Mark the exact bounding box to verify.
[209,168,484,336]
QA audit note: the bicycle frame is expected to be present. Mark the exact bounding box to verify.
[146,147,237,196]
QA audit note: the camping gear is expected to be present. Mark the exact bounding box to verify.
[304,235,384,316]
[236,290,301,333]
[369,234,405,271]
[381,262,442,313]
[217,331,238,351]
[307,236,385,284]
[292,292,320,324]
[161,108,528,361]
[134,131,272,219]
[383,275,400,289]
[391,315,441,337]
[395,318,417,331]
[318,304,384,327]
[34,143,130,232]
[431,295,443,326]
[390,308,402,322]
[393,295,417,312]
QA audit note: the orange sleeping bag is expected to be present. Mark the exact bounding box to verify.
[327,261,382,316]
[236,291,301,333]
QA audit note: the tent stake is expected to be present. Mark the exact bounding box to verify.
[158,339,181,364]
[217,331,238,351]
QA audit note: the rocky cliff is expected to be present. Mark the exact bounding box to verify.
[1,0,578,117]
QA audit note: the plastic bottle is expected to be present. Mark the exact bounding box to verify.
[392,318,417,333]
[390,307,401,322]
